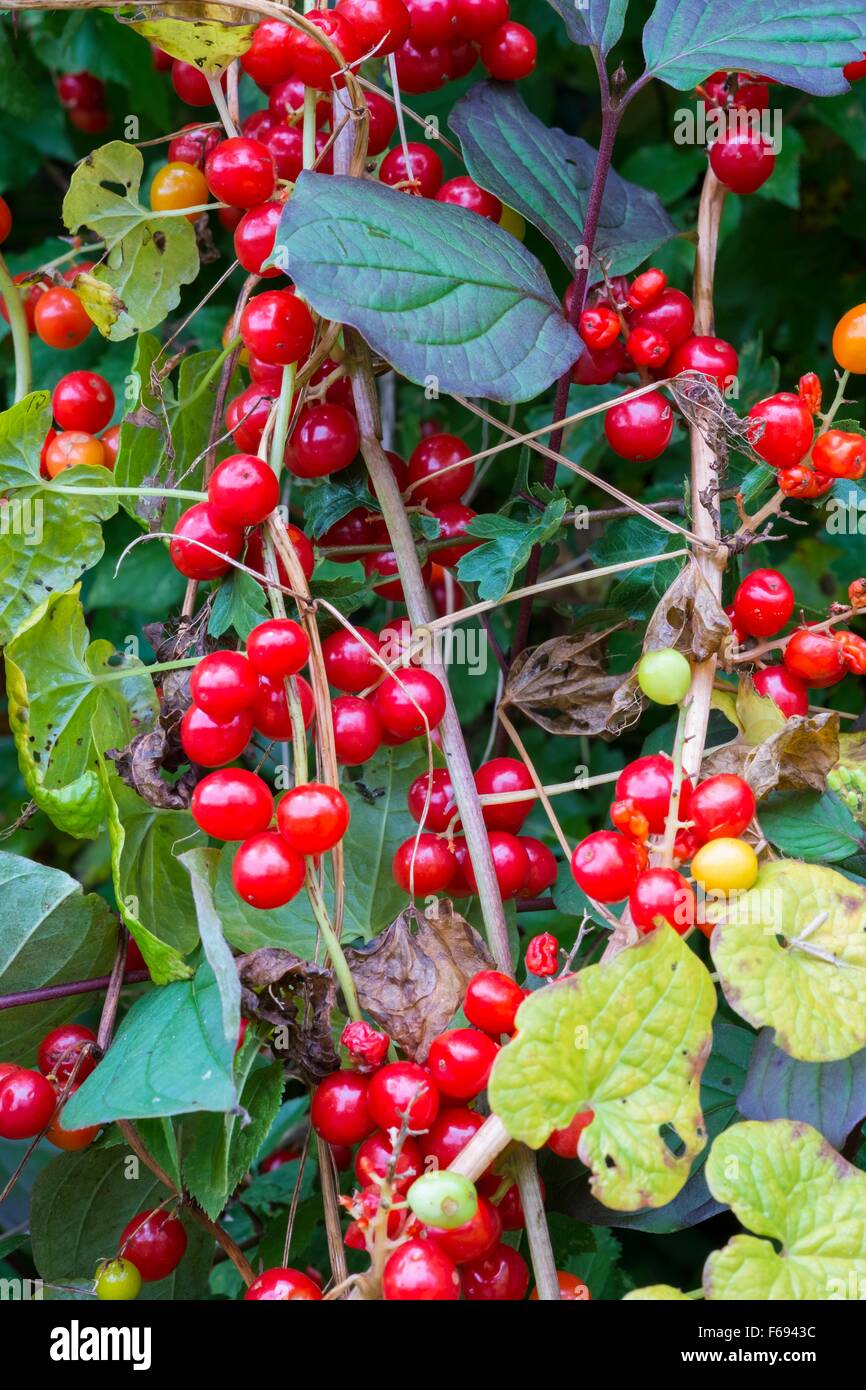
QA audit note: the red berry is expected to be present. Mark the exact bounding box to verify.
[393,37,452,93]
[434,1194,501,1263]
[341,1020,390,1070]
[181,705,253,768]
[383,1238,460,1300]
[465,970,524,1036]
[579,304,621,351]
[364,87,399,154]
[322,627,380,693]
[455,0,509,40]
[242,110,278,143]
[287,404,360,479]
[364,549,433,601]
[52,371,114,434]
[170,503,244,580]
[354,1129,423,1190]
[733,568,794,639]
[374,670,446,739]
[171,60,219,106]
[241,19,297,88]
[627,326,671,368]
[525,932,558,977]
[628,268,667,308]
[393,833,456,895]
[277,782,350,854]
[435,176,502,222]
[261,124,304,182]
[332,695,383,765]
[191,769,274,841]
[844,53,866,83]
[628,287,695,350]
[251,672,315,741]
[629,867,696,934]
[615,755,692,836]
[285,10,364,88]
[37,1024,97,1086]
[604,391,674,461]
[476,1173,540,1230]
[421,1106,484,1167]
[428,1028,498,1099]
[703,71,769,112]
[752,665,809,717]
[226,384,277,452]
[747,393,814,470]
[408,433,473,505]
[245,1267,322,1300]
[407,768,457,832]
[245,524,315,587]
[379,142,444,198]
[463,831,529,900]
[690,774,756,842]
[784,628,848,689]
[206,137,276,208]
[812,430,866,479]
[34,286,92,350]
[336,0,412,54]
[312,1070,374,1144]
[777,465,834,500]
[519,837,558,898]
[232,831,305,909]
[474,757,534,833]
[240,290,315,366]
[233,201,283,277]
[207,453,279,528]
[190,651,259,721]
[480,21,537,80]
[0,1068,56,1140]
[547,1108,593,1159]
[668,334,739,390]
[710,125,776,194]
[119,1210,187,1283]
[572,340,628,385]
[246,619,310,680]
[405,0,457,44]
[461,1241,529,1300]
[68,105,110,135]
[57,70,105,110]
[368,1061,440,1131]
[321,508,387,562]
[571,830,642,902]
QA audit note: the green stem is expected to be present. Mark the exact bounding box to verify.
[179,335,241,411]
[0,251,32,402]
[305,866,361,1021]
[96,657,198,684]
[269,362,296,477]
[44,483,208,501]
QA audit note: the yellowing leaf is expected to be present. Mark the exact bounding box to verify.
[488,925,716,1211]
[705,1120,866,1300]
[62,142,200,340]
[623,1285,692,1300]
[125,5,257,70]
[711,861,866,1062]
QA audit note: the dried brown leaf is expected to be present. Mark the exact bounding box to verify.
[503,626,625,737]
[344,901,493,1062]
[238,948,339,1086]
[702,712,840,800]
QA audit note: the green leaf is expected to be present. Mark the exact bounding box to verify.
[4,588,158,838]
[624,1284,692,1300]
[590,517,684,622]
[739,1028,866,1149]
[180,848,241,1048]
[450,83,677,273]
[276,172,581,405]
[705,1120,866,1299]
[546,0,629,54]
[488,925,717,1211]
[302,471,378,538]
[811,86,866,158]
[63,959,237,1128]
[31,1147,212,1300]
[457,499,567,602]
[760,789,866,864]
[0,851,118,1065]
[711,861,866,1062]
[98,757,201,985]
[62,142,200,339]
[0,393,118,644]
[755,125,803,210]
[182,1041,284,1220]
[642,0,866,96]
[208,569,269,640]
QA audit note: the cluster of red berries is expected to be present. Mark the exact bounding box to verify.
[95,1209,188,1301]
[571,761,758,925]
[56,69,110,135]
[0,251,95,351]
[746,374,866,499]
[36,370,119,479]
[0,1023,101,1151]
[392,758,557,900]
[701,70,778,196]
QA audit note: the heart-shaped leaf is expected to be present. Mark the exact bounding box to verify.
[4,588,158,838]
[642,0,866,96]
[705,1120,866,1299]
[0,393,117,645]
[488,924,717,1211]
[450,83,677,273]
[546,0,629,54]
[711,861,866,1062]
[275,172,581,404]
[63,142,200,339]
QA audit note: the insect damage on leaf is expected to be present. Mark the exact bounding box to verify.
[238,948,339,1085]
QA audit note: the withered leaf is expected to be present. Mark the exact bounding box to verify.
[108,724,198,809]
[503,626,625,737]
[344,902,493,1062]
[238,948,338,1086]
[702,711,840,801]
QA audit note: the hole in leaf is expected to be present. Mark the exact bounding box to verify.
[660,1124,685,1158]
